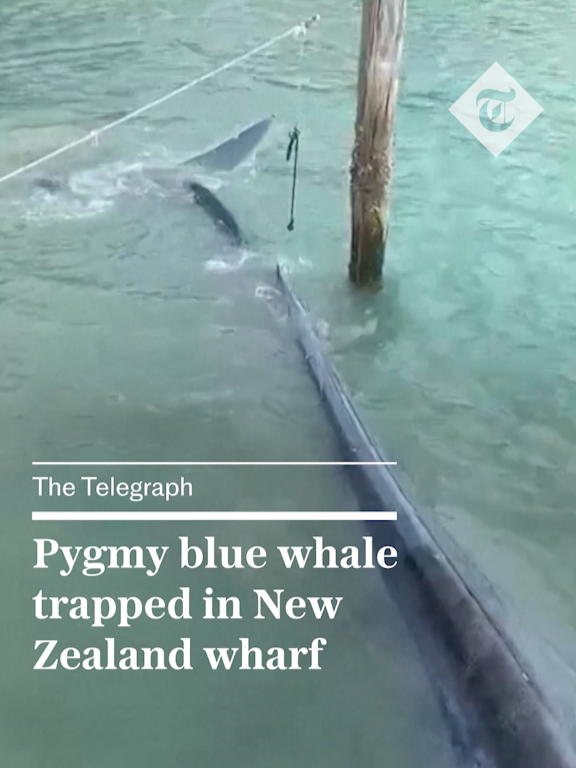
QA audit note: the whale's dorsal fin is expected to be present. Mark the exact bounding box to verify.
[182,116,273,172]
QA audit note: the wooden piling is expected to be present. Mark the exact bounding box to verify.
[349,0,406,288]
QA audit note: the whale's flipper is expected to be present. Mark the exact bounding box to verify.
[186,180,244,247]
[182,116,273,172]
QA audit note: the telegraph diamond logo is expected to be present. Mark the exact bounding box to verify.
[449,63,543,157]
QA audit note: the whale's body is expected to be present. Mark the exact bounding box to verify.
[275,266,576,768]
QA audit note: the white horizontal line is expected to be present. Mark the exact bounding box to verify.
[32,462,396,466]
[32,511,397,522]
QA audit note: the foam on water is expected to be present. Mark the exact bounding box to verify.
[21,159,146,221]
[203,248,256,272]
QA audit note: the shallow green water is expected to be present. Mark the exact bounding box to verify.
[1,0,576,764]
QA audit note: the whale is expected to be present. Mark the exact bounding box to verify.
[181,115,273,172]
[32,115,274,213]
[184,180,245,247]
[275,266,576,768]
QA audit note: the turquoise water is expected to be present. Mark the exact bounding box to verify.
[1,0,576,764]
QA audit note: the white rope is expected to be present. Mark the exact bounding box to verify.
[0,14,320,187]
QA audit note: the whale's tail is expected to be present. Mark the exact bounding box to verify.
[182,116,273,172]
[31,116,274,214]
[185,180,244,247]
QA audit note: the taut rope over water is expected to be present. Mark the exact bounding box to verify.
[0,14,320,188]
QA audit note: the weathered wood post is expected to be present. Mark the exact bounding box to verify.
[349,0,406,288]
